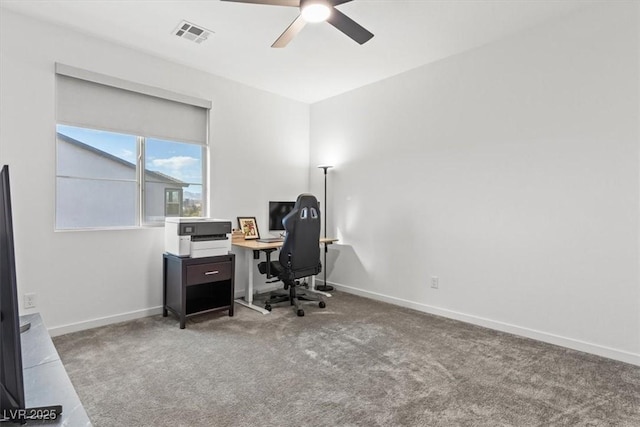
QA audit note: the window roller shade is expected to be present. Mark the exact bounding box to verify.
[56,64,210,145]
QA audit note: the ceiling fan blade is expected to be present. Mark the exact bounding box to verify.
[329,0,353,5]
[326,8,374,45]
[220,0,299,6]
[272,15,307,48]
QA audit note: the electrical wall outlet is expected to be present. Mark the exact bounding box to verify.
[24,293,36,309]
[430,276,439,289]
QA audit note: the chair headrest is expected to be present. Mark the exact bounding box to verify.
[295,193,319,210]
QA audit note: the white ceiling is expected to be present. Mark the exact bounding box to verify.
[0,0,595,103]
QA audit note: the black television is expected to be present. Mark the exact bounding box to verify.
[268,201,295,232]
[0,165,26,422]
[0,166,61,423]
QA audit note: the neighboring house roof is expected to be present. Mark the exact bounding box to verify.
[57,132,188,187]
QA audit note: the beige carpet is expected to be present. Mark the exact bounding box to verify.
[53,291,640,426]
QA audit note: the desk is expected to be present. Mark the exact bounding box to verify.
[232,237,338,314]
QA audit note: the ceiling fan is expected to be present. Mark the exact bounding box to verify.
[220,0,374,48]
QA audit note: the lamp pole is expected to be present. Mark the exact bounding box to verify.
[317,165,333,292]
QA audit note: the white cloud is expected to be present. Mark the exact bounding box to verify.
[150,156,200,182]
[121,149,135,161]
[151,156,198,170]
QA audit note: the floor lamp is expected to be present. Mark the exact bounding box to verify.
[317,165,333,292]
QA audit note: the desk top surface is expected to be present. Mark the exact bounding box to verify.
[232,237,338,250]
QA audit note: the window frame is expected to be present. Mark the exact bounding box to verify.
[55,124,208,231]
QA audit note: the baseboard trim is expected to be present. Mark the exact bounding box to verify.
[49,282,293,337]
[329,281,640,367]
[46,283,640,366]
[48,306,164,337]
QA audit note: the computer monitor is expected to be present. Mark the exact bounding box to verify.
[269,201,295,232]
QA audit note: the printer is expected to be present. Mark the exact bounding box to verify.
[165,217,232,258]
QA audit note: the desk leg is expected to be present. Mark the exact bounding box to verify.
[247,254,254,304]
[234,251,270,315]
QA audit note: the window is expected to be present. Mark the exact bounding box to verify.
[56,125,205,229]
[164,189,183,217]
[145,138,203,223]
[55,63,211,230]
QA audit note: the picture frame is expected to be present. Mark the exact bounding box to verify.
[237,217,260,240]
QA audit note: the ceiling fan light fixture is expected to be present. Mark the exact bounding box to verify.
[221,0,373,47]
[301,3,331,23]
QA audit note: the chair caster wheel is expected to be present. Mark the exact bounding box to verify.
[319,301,326,309]
[265,304,272,312]
[297,309,305,317]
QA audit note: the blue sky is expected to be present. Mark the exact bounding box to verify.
[57,125,202,185]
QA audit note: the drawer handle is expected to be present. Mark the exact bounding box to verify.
[204,271,219,275]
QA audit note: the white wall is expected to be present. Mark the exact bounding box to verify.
[310,3,640,365]
[0,9,310,334]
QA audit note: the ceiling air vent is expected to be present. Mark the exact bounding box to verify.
[173,21,213,44]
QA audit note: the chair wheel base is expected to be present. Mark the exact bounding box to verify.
[297,309,305,317]
[265,304,272,312]
[319,301,326,308]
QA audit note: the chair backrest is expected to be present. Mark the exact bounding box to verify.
[278,193,322,280]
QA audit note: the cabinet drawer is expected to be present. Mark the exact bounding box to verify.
[186,261,232,286]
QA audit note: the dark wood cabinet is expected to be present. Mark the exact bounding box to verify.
[163,253,235,329]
